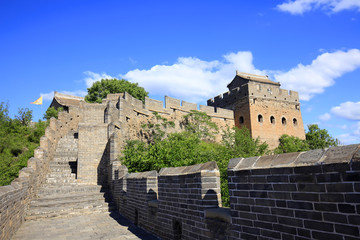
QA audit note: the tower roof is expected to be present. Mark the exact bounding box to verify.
[227,71,280,90]
[50,91,84,109]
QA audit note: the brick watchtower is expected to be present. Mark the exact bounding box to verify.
[208,71,305,148]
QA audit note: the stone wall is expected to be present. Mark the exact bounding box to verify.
[112,161,226,240]
[108,144,360,240]
[105,92,234,149]
[0,108,81,240]
[228,144,360,240]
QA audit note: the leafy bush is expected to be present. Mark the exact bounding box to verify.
[43,107,63,120]
[275,124,339,154]
[121,113,269,207]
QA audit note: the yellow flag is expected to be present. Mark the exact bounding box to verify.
[31,96,43,105]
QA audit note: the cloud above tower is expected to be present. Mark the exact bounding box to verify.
[120,49,360,102]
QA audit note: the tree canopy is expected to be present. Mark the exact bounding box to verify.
[275,124,339,154]
[306,124,340,150]
[43,107,64,120]
[85,78,148,103]
[121,113,269,207]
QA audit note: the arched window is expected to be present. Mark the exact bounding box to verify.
[258,114,263,123]
[293,118,298,126]
[239,116,244,124]
[282,117,287,126]
[270,116,275,125]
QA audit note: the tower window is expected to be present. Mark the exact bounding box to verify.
[282,117,287,126]
[293,118,298,126]
[239,116,244,124]
[258,114,263,123]
[270,116,275,125]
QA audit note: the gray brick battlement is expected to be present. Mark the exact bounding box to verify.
[229,144,360,171]
[111,91,234,120]
[208,82,300,109]
[109,144,360,239]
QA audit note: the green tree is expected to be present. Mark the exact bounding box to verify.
[183,110,218,140]
[121,113,270,207]
[274,134,309,154]
[15,108,33,126]
[85,78,148,103]
[222,127,269,158]
[43,107,64,120]
[0,102,9,123]
[306,124,339,149]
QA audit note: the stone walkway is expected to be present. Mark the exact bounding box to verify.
[12,212,158,240]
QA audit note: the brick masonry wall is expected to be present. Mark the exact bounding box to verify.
[0,109,81,240]
[77,123,108,184]
[118,170,159,234]
[156,162,222,240]
[111,162,225,240]
[228,144,360,240]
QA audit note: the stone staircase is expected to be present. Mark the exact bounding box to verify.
[25,132,114,220]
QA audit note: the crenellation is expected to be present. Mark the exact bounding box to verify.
[165,95,181,109]
[145,97,164,112]
[181,100,197,111]
[199,104,216,115]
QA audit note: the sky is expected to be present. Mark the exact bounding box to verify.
[1,0,360,144]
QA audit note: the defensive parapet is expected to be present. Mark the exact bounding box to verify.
[109,92,235,120]
[208,82,300,109]
[107,144,360,240]
[0,108,82,240]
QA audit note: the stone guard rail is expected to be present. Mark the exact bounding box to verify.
[0,110,81,240]
[111,144,360,240]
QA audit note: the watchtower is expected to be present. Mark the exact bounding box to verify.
[208,71,305,148]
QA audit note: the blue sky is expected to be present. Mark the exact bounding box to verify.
[1,0,360,144]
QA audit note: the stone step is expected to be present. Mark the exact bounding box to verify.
[49,161,76,166]
[49,165,73,172]
[30,193,107,208]
[37,185,103,196]
[25,202,112,220]
[31,191,106,203]
[47,172,76,178]
[44,177,77,184]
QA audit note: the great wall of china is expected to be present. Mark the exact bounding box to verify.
[1,73,359,239]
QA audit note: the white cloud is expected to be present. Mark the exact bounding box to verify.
[354,122,360,135]
[82,49,359,103]
[41,91,54,101]
[274,49,360,101]
[336,133,359,145]
[83,71,114,88]
[277,0,360,15]
[331,101,360,120]
[122,51,266,102]
[319,113,331,121]
[61,90,87,97]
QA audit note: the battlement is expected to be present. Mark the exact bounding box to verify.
[115,92,234,119]
[208,81,299,108]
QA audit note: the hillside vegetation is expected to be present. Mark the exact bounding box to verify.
[0,103,47,185]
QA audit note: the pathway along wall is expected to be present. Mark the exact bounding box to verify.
[0,109,81,240]
[110,144,360,240]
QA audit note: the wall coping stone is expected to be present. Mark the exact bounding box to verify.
[126,170,158,179]
[229,144,360,170]
[159,161,219,176]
